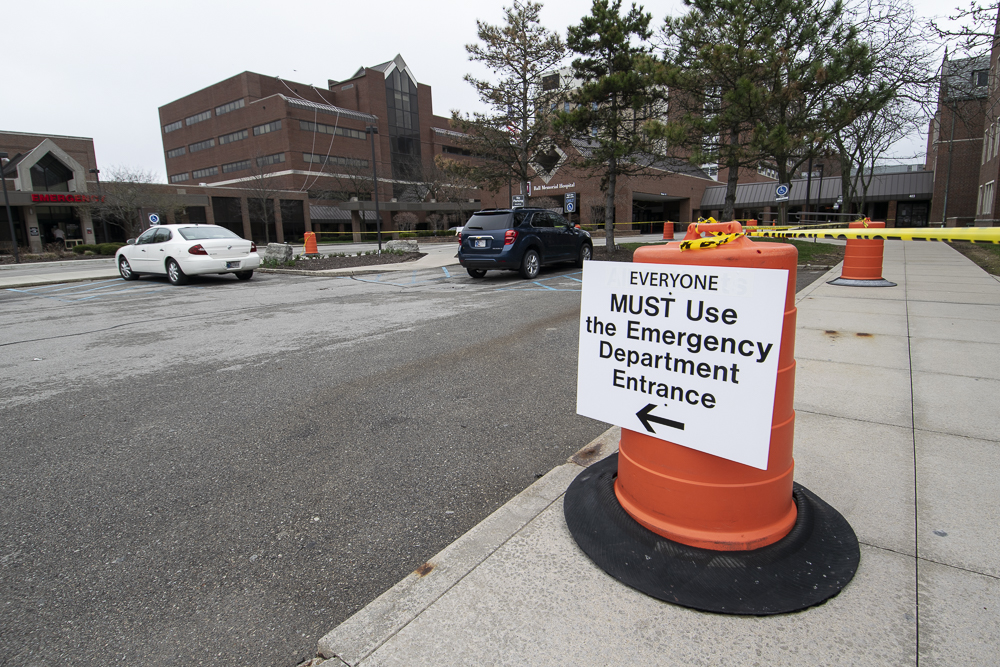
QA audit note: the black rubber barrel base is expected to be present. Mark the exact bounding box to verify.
[827,277,897,287]
[564,453,860,615]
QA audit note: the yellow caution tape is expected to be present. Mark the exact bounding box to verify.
[680,231,745,251]
[746,226,1000,244]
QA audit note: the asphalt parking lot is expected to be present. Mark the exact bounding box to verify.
[0,266,607,666]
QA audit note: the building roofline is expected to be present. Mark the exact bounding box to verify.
[0,130,94,142]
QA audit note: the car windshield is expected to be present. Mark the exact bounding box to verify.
[177,226,242,240]
[464,211,527,230]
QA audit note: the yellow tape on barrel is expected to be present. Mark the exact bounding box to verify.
[746,227,1000,244]
[680,232,744,251]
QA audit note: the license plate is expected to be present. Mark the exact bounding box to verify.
[226,261,240,269]
[475,239,487,248]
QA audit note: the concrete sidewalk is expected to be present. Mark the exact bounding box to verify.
[315,241,1000,666]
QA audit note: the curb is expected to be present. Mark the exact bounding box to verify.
[314,426,620,666]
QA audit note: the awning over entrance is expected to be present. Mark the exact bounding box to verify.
[700,172,934,209]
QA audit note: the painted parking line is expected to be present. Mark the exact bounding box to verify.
[442,267,451,278]
[5,281,190,302]
[12,278,121,293]
[494,271,583,292]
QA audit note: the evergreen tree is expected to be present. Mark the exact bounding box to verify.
[749,0,884,224]
[658,0,777,221]
[446,1,566,197]
[556,0,663,248]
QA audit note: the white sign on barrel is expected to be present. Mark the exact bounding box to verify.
[576,260,788,470]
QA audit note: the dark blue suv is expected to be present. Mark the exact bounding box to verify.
[458,208,593,279]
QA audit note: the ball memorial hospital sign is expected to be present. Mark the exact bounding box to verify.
[576,260,788,470]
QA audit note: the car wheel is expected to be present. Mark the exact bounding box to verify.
[118,257,138,281]
[235,270,254,281]
[467,268,487,279]
[520,249,541,279]
[575,243,593,268]
[166,259,188,285]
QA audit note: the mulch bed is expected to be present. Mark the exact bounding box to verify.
[284,251,426,271]
[591,245,637,262]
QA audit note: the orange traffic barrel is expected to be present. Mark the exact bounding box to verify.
[828,219,896,287]
[614,220,798,551]
[304,231,319,255]
[563,219,859,614]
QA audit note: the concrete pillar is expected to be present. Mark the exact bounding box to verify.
[351,210,362,242]
[679,199,692,224]
[274,197,284,244]
[240,197,252,240]
[79,209,97,244]
[303,198,312,234]
[25,207,42,253]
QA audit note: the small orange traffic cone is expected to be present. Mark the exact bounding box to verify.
[304,231,319,256]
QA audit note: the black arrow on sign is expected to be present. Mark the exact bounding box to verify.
[636,404,685,434]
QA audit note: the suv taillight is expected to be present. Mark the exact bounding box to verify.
[188,244,208,255]
[504,229,518,245]
[250,242,257,252]
[457,232,462,244]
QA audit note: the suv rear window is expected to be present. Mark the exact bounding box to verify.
[464,211,527,230]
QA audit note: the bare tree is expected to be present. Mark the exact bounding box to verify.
[831,0,937,214]
[241,150,284,244]
[425,159,479,203]
[393,212,418,231]
[932,1,1000,54]
[307,158,378,203]
[833,99,926,214]
[92,165,184,238]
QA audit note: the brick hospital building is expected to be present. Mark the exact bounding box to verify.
[156,55,729,243]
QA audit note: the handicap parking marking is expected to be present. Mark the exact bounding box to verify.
[493,270,583,292]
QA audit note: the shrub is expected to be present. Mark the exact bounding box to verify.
[72,244,99,254]
[97,243,125,255]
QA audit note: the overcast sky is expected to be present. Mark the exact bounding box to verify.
[5,0,961,182]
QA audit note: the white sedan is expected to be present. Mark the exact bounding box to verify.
[116,224,261,285]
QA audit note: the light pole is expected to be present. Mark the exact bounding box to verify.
[89,168,108,243]
[814,163,824,225]
[0,152,19,263]
[365,125,382,252]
